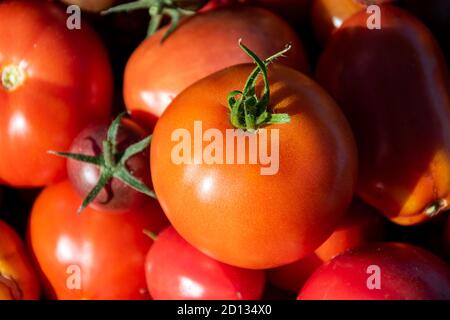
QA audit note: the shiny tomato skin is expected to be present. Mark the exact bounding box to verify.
[151,63,357,269]
[0,0,112,187]
[298,242,450,300]
[28,181,168,300]
[316,6,450,225]
[67,118,151,212]
[124,6,309,128]
[60,0,116,12]
[268,199,385,293]
[146,226,265,300]
[311,0,395,45]
[0,220,40,300]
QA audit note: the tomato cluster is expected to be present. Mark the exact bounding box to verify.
[0,0,450,300]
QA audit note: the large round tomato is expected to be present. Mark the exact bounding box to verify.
[28,181,168,300]
[0,220,40,300]
[151,62,357,269]
[124,6,308,128]
[299,242,450,300]
[268,199,386,293]
[0,0,112,187]
[316,5,450,225]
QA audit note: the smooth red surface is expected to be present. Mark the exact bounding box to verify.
[0,0,112,187]
[316,5,450,225]
[124,6,309,128]
[28,181,168,300]
[151,63,357,269]
[0,220,40,300]
[146,226,265,300]
[299,242,450,300]
[268,199,385,293]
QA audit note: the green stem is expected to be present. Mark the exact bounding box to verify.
[228,40,292,132]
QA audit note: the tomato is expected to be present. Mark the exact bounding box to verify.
[57,114,153,213]
[151,44,357,269]
[0,0,112,187]
[268,199,385,293]
[299,242,450,300]
[28,181,168,299]
[0,220,40,300]
[311,0,395,45]
[124,6,309,128]
[60,0,116,12]
[316,5,450,225]
[145,226,265,300]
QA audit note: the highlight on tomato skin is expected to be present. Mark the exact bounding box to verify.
[316,5,450,226]
[0,220,40,300]
[123,5,309,128]
[145,226,266,300]
[27,181,169,300]
[298,242,450,300]
[268,198,386,293]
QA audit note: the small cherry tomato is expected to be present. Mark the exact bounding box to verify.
[0,220,40,300]
[28,181,168,300]
[145,226,265,300]
[0,0,113,187]
[299,242,450,300]
[268,199,385,293]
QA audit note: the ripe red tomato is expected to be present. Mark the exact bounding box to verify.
[0,220,40,300]
[298,242,450,300]
[151,59,357,269]
[60,0,116,12]
[145,226,265,300]
[124,6,309,128]
[316,5,450,225]
[28,181,168,300]
[268,199,385,293]
[0,0,112,187]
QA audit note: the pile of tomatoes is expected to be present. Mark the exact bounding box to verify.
[1,0,450,300]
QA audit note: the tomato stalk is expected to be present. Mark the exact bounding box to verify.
[143,229,158,240]
[228,41,291,132]
[102,0,208,41]
[49,113,156,214]
[0,274,22,300]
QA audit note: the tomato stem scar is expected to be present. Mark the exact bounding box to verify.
[424,199,448,217]
[0,273,22,300]
[1,64,25,91]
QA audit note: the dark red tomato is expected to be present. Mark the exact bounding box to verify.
[316,5,450,225]
[311,0,396,45]
[0,220,40,300]
[268,199,385,293]
[0,0,112,187]
[28,181,168,300]
[298,242,450,300]
[145,226,265,300]
[65,118,151,212]
[124,6,308,128]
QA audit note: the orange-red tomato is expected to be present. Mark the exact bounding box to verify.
[316,5,450,225]
[124,6,308,128]
[151,63,357,269]
[268,199,385,293]
[0,0,112,187]
[28,181,168,299]
[0,220,40,300]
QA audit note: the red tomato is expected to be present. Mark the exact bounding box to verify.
[0,220,40,300]
[124,6,308,128]
[268,199,385,293]
[28,181,168,300]
[298,242,450,300]
[316,5,450,225]
[0,0,112,187]
[60,0,116,12]
[145,226,265,300]
[151,61,357,269]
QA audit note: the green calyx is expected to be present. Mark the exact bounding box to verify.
[50,112,156,214]
[228,40,292,132]
[101,0,208,42]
